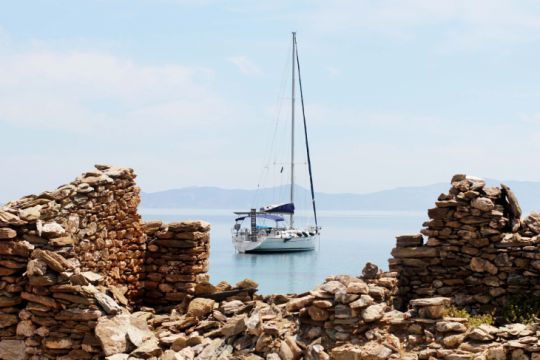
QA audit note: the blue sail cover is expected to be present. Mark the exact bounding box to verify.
[235,214,285,222]
[261,203,295,214]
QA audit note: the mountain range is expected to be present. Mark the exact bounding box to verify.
[140,180,540,214]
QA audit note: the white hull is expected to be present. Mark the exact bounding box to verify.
[233,231,317,253]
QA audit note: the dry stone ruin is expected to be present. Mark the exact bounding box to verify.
[390,174,540,315]
[2,166,540,359]
[0,165,214,359]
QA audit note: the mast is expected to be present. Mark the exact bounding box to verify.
[290,32,296,228]
[295,38,318,228]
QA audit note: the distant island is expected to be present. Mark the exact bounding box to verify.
[141,179,540,214]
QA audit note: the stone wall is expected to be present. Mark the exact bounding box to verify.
[1,164,146,302]
[142,220,211,305]
[390,174,540,314]
[0,165,214,359]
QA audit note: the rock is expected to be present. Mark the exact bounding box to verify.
[21,291,61,309]
[410,297,451,307]
[0,209,25,226]
[471,197,495,212]
[362,262,379,278]
[168,220,210,232]
[49,235,74,246]
[501,184,522,220]
[106,355,130,360]
[171,335,188,351]
[395,234,423,247]
[220,315,246,337]
[391,246,438,258]
[467,325,495,341]
[235,278,258,289]
[27,258,47,276]
[346,280,369,294]
[485,345,506,360]
[81,271,102,283]
[187,298,215,318]
[0,228,16,240]
[40,221,66,237]
[305,344,330,360]
[0,340,25,360]
[197,338,225,360]
[286,295,314,312]
[313,300,333,308]
[32,248,71,272]
[524,212,540,234]
[93,291,123,314]
[511,349,528,360]
[221,300,245,315]
[350,294,374,309]
[16,319,35,336]
[0,240,33,257]
[0,314,18,328]
[95,315,131,356]
[18,205,42,221]
[278,341,295,360]
[470,257,498,275]
[331,342,391,360]
[442,333,465,348]
[436,321,467,333]
[320,280,346,294]
[130,338,162,358]
[43,337,73,349]
[361,303,386,323]
[308,305,329,321]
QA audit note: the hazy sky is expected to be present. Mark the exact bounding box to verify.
[2,1,540,202]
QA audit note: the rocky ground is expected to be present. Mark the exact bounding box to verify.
[88,263,540,360]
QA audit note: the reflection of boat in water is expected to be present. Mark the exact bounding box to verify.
[232,32,320,253]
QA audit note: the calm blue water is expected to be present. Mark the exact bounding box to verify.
[140,209,426,295]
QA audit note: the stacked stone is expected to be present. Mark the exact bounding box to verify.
[390,174,540,314]
[17,248,123,359]
[293,264,398,347]
[0,209,34,341]
[143,220,210,305]
[2,164,146,303]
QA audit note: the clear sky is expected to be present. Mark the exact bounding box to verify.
[2,1,540,202]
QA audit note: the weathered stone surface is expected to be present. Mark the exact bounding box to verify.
[287,295,314,312]
[391,246,438,258]
[350,294,374,309]
[0,314,18,329]
[0,340,25,360]
[471,197,495,212]
[501,183,522,219]
[0,240,33,257]
[187,298,215,318]
[361,303,386,323]
[95,315,131,356]
[470,257,498,275]
[308,305,329,321]
[32,248,71,272]
[40,221,66,237]
[220,315,246,337]
[396,234,423,247]
[436,321,467,333]
[0,227,16,239]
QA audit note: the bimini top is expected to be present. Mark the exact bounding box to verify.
[260,202,295,214]
[235,213,285,222]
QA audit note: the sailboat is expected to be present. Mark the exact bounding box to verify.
[232,32,320,253]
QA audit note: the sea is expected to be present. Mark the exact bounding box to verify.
[140,209,427,295]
